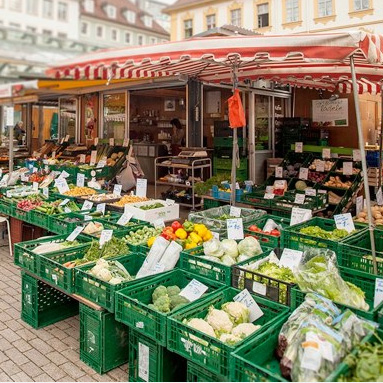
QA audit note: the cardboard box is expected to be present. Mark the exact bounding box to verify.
[124,199,179,223]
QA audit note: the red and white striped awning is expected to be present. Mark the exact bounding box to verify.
[47,31,383,94]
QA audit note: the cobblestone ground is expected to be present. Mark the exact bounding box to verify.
[0,242,127,382]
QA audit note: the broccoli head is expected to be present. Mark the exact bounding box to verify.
[153,295,171,313]
[170,294,189,310]
[166,285,181,297]
[152,285,167,303]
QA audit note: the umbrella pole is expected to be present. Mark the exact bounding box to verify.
[379,88,383,188]
[231,128,238,206]
[350,56,377,274]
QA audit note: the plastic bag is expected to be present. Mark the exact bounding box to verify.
[228,89,246,128]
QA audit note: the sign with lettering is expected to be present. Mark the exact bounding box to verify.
[312,99,348,127]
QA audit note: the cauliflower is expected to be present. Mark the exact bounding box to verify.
[152,285,167,302]
[206,306,233,334]
[203,239,224,258]
[221,254,236,266]
[167,285,181,297]
[232,323,261,339]
[96,268,112,282]
[221,239,239,258]
[153,294,171,313]
[170,295,189,310]
[237,254,251,263]
[237,237,262,257]
[222,302,250,325]
[219,333,242,346]
[187,318,216,338]
[109,277,124,285]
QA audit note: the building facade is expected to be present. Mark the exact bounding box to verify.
[137,0,171,32]
[165,0,383,41]
[78,0,169,48]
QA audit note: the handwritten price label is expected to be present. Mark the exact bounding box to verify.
[334,213,355,233]
[322,148,331,159]
[99,229,113,247]
[77,173,85,187]
[295,142,303,153]
[117,213,133,226]
[234,289,264,322]
[227,218,244,240]
[81,200,93,211]
[279,249,303,271]
[230,206,241,218]
[179,279,209,302]
[66,226,84,242]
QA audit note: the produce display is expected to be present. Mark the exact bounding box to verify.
[82,193,121,202]
[139,202,164,210]
[35,200,80,215]
[354,205,383,226]
[32,240,80,255]
[202,237,263,266]
[309,159,334,172]
[63,186,97,197]
[83,221,104,236]
[148,285,190,313]
[184,300,260,345]
[88,258,133,284]
[324,175,352,189]
[299,225,350,240]
[110,195,149,207]
[282,162,302,178]
[16,194,43,211]
[336,167,360,174]
[308,171,326,183]
[125,226,162,247]
[247,222,281,237]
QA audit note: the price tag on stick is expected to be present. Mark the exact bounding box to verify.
[96,203,106,215]
[275,166,283,178]
[299,168,308,180]
[334,213,355,233]
[117,213,133,226]
[81,200,93,211]
[66,226,84,242]
[153,219,165,228]
[136,179,147,197]
[316,160,325,173]
[353,149,362,162]
[290,207,312,226]
[109,138,115,146]
[294,194,306,204]
[279,249,304,271]
[356,195,364,215]
[227,218,244,240]
[230,206,241,218]
[374,278,383,308]
[59,199,70,206]
[79,154,86,163]
[343,162,353,176]
[99,229,113,247]
[77,173,85,187]
[55,178,69,194]
[322,148,331,159]
[113,184,122,197]
[264,193,275,199]
[234,289,264,322]
[179,279,209,302]
[43,187,49,198]
[377,188,383,206]
[295,142,303,153]
[90,150,97,166]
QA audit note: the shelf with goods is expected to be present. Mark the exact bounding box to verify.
[154,156,212,210]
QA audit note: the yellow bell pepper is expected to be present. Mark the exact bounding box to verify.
[175,228,188,240]
[194,224,208,238]
[185,241,197,250]
[147,236,156,248]
[189,232,203,245]
[202,230,213,242]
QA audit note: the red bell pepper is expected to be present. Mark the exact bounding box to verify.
[171,221,182,231]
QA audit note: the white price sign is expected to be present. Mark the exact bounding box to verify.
[123,138,130,147]
[59,198,70,206]
[136,179,148,197]
[305,188,317,197]
[55,178,69,194]
[117,213,133,226]
[316,160,325,173]
[374,278,383,308]
[230,206,241,217]
[322,148,331,159]
[59,170,70,179]
[109,138,115,146]
[294,194,306,204]
[94,137,99,146]
[84,215,92,221]
[343,162,353,176]
[96,203,106,215]
[298,168,309,180]
[97,158,107,168]
[153,219,165,228]
[81,200,93,211]
[295,142,303,153]
[99,229,113,247]
[90,150,97,166]
[279,248,304,271]
[227,218,244,240]
[179,279,209,302]
[5,106,14,126]
[290,207,312,226]
[79,154,86,163]
[334,213,355,233]
[212,231,219,240]
[138,343,149,382]
[275,166,283,178]
[66,226,84,242]
[77,173,85,187]
[264,193,275,199]
[43,187,49,198]
[234,289,264,322]
[32,182,39,191]
[113,184,122,197]
[377,188,383,206]
[64,206,71,213]
[356,195,364,215]
[353,149,362,162]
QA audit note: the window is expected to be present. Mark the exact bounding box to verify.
[106,5,116,18]
[143,15,153,27]
[42,29,52,36]
[125,32,131,44]
[58,32,67,39]
[111,29,118,41]
[184,19,193,38]
[151,37,157,44]
[354,0,369,10]
[230,9,241,26]
[206,14,216,30]
[9,22,20,28]
[9,0,21,11]
[126,10,136,23]
[58,2,68,21]
[96,25,104,38]
[286,0,299,22]
[81,22,88,35]
[318,0,332,17]
[26,26,36,33]
[138,35,144,45]
[84,0,94,13]
[26,0,38,14]
[257,4,269,27]
[43,0,53,18]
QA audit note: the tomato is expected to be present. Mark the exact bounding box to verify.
[248,225,261,232]
[270,229,280,237]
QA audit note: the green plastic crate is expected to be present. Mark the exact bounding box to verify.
[21,271,79,329]
[14,207,31,223]
[167,287,289,377]
[338,228,383,275]
[271,209,292,218]
[75,253,145,312]
[291,266,383,324]
[213,168,248,181]
[322,171,362,193]
[79,303,129,374]
[232,248,297,306]
[244,215,290,247]
[129,328,187,382]
[48,212,89,234]
[81,219,130,239]
[277,151,313,178]
[0,198,13,215]
[213,157,248,171]
[203,198,227,210]
[180,243,271,285]
[37,237,92,294]
[281,217,365,253]
[272,191,327,212]
[98,214,147,230]
[213,137,245,148]
[230,320,287,382]
[240,190,273,209]
[187,362,228,382]
[29,209,51,230]
[115,269,223,346]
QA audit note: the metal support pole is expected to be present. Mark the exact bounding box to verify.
[9,111,14,173]
[231,66,239,206]
[379,88,383,188]
[350,56,377,273]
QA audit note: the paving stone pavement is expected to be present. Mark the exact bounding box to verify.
[0,242,128,382]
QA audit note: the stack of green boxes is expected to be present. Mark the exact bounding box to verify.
[213,121,248,181]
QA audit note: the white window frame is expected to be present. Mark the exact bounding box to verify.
[57,2,68,21]
[43,0,53,18]
[84,0,94,13]
[111,28,118,41]
[81,21,89,36]
[230,9,241,26]
[286,0,299,23]
[184,19,193,38]
[96,25,104,39]
[9,0,22,11]
[144,15,153,27]
[318,0,333,17]
[206,14,216,30]
[354,0,369,10]
[257,3,269,28]
[106,5,116,19]
[137,34,144,45]
[150,37,157,44]
[125,31,131,44]
[26,0,38,14]
[126,10,136,23]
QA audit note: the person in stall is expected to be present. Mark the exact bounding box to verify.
[170,118,185,156]
[14,121,25,145]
